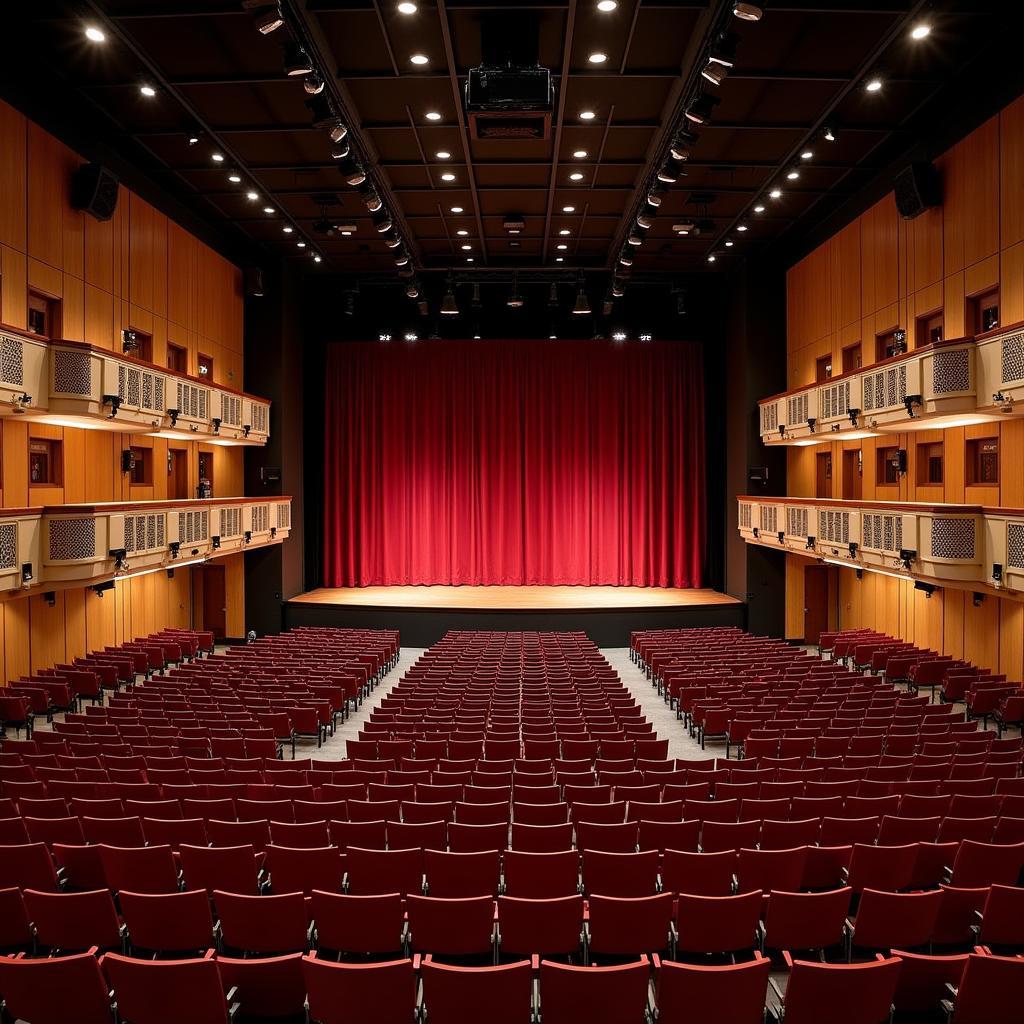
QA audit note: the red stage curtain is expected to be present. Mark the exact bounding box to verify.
[323,339,706,587]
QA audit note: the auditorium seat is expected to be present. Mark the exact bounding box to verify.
[119,889,218,955]
[215,953,307,1023]
[217,891,311,955]
[100,952,229,1024]
[769,953,903,1024]
[302,954,416,1024]
[653,954,771,1024]
[538,958,650,1024]
[0,949,115,1024]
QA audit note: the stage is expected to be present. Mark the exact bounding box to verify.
[285,586,745,646]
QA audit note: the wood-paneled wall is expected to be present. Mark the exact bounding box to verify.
[0,100,248,681]
[783,97,1024,680]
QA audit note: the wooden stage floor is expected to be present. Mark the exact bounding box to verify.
[290,586,741,612]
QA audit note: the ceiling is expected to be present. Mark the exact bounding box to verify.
[9,0,1015,293]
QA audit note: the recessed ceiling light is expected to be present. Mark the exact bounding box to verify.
[425,111,442,121]
[707,254,717,262]
[296,241,306,248]
[212,153,225,163]
[865,77,882,92]
[398,2,417,13]
[557,244,568,250]
[911,23,930,40]
[579,110,596,121]
[441,173,456,181]
[450,206,464,213]
[314,255,322,263]
[737,224,747,231]
[466,257,474,262]
[597,1,617,10]
[283,226,293,233]
[139,84,156,97]
[559,229,571,236]
[569,172,584,181]
[573,150,588,159]
[562,205,576,213]
[341,230,353,236]
[456,229,468,236]
[263,206,274,214]
[786,168,800,180]
[436,150,451,160]
[84,25,105,43]
[754,204,765,213]
[410,53,429,65]
[461,244,471,251]
[246,191,258,201]
[588,53,607,64]
[769,188,782,199]
[801,150,813,160]
[228,174,241,183]
[555,256,564,262]
[725,240,734,247]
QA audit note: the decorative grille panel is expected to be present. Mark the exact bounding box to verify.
[759,505,778,534]
[739,503,752,529]
[49,519,96,561]
[786,507,809,538]
[0,336,24,386]
[787,393,809,427]
[275,503,290,529]
[0,523,16,569]
[930,519,976,560]
[220,506,242,538]
[53,350,92,395]
[931,349,970,394]
[1001,331,1024,385]
[1007,523,1024,569]
[761,403,778,434]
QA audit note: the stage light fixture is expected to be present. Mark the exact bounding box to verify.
[507,283,524,309]
[385,234,402,248]
[461,244,472,251]
[246,191,258,201]
[647,186,665,207]
[405,283,420,299]
[329,122,348,143]
[457,229,469,236]
[85,25,106,43]
[865,77,882,92]
[284,42,313,77]
[569,172,584,181]
[212,152,225,163]
[548,282,559,308]
[708,31,739,67]
[228,173,242,183]
[753,204,765,213]
[555,257,564,262]
[824,127,836,142]
[263,206,274,214]
[612,331,627,341]
[395,253,410,267]
[379,333,392,341]
[674,289,687,316]
[562,205,575,213]
[425,111,442,121]
[597,0,617,10]
[314,255,322,263]
[769,188,782,199]
[911,23,930,40]
[244,0,284,34]
[372,210,393,233]
[557,243,568,251]
[572,278,591,315]
[801,149,813,160]
[283,225,293,233]
[398,1,417,12]
[732,2,763,21]
[404,332,418,341]
[441,172,456,182]
[636,213,654,230]
[674,222,694,235]
[342,162,367,187]
[139,84,157,97]
[296,241,306,248]
[627,230,645,246]
[588,52,607,64]
[725,240,734,247]
[410,53,429,65]
[435,150,451,160]
[657,161,679,184]
[611,281,624,298]
[306,93,338,128]
[579,110,596,121]
[701,62,726,86]
[737,223,747,231]
[707,254,717,262]
[365,193,383,213]
[573,150,589,159]
[786,168,800,180]
[450,205,464,213]
[670,128,698,161]
[685,91,719,124]
[618,251,633,267]
[440,275,459,315]
[304,72,325,95]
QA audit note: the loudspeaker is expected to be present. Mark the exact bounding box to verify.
[894,161,941,220]
[71,163,120,221]
[245,267,265,297]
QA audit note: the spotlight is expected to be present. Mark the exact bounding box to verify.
[212,153,225,163]
[753,204,765,213]
[707,254,716,262]
[674,289,687,316]
[611,281,624,298]
[457,229,470,237]
[139,84,157,97]
[303,73,325,95]
[572,278,591,315]
[562,205,576,213]
[187,132,201,146]
[435,150,451,160]
[404,332,418,341]
[228,173,242,183]
[588,53,607,64]
[450,206,464,214]
[732,3,763,21]
[306,93,338,128]
[283,42,313,77]
[372,210,393,233]
[701,63,726,86]
[246,191,258,201]
[559,229,570,236]
[343,291,356,316]
[314,255,322,263]
[410,53,429,65]
[385,235,402,248]
[737,223,747,232]
[612,331,627,341]
[670,128,698,160]
[769,188,782,199]
[627,232,645,246]
[379,333,392,341]
[243,0,284,34]
[441,173,456,182]
[708,32,739,67]
[398,1,417,12]
[329,122,348,143]
[910,23,930,40]
[573,150,589,159]
[461,244,472,251]
[425,111,442,121]
[673,222,694,235]
[569,172,584,181]
[263,206,274,214]
[331,141,351,160]
[85,25,106,43]
[342,162,367,187]
[636,213,653,230]
[865,77,882,92]
[657,161,680,184]
[395,253,410,267]
[786,168,800,180]
[507,289,524,309]
[824,127,836,142]
[646,186,665,207]
[440,275,459,315]
[618,251,633,267]
[725,240,734,247]
[557,244,568,251]
[283,225,293,233]
[579,110,596,121]
[471,283,483,310]
[639,333,652,342]
[597,0,618,10]
[405,283,420,299]
[801,150,813,160]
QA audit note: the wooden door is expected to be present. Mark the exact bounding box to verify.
[200,565,227,639]
[803,565,830,645]
[816,451,833,498]
[169,449,189,500]
[842,449,863,499]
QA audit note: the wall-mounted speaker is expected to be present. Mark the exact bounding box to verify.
[894,161,941,220]
[245,267,265,297]
[71,163,120,222]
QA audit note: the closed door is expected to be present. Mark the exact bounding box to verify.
[803,565,830,645]
[200,565,227,639]
[168,449,189,500]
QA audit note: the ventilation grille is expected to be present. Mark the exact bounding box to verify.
[786,506,809,538]
[220,393,243,427]
[862,364,907,412]
[760,402,779,434]
[739,503,752,529]
[251,403,269,434]
[49,519,96,561]
[0,523,17,570]
[275,503,290,530]
[53,350,92,395]
[931,349,970,394]
[787,393,809,427]
[0,335,24,387]
[137,371,165,413]
[251,504,271,534]
[177,510,210,545]
[759,505,778,534]
[817,510,851,545]
[821,380,851,420]
[1007,523,1024,569]
[123,513,165,554]
[176,381,209,420]
[862,513,903,553]
[1001,331,1024,385]
[220,506,242,538]
[931,518,976,560]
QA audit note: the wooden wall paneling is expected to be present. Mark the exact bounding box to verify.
[3,419,29,507]
[940,142,966,277]
[62,273,85,342]
[963,117,1000,268]
[913,583,943,653]
[963,421,999,507]
[225,553,246,639]
[1000,96,1024,248]
[998,599,1024,682]
[29,592,65,673]
[943,272,966,339]
[83,212,115,295]
[84,283,115,348]
[943,426,966,504]
[1001,242,1024,325]
[785,554,806,640]
[84,583,116,653]
[1,245,28,329]
[999,419,1024,508]
[26,124,63,269]
[64,587,87,662]
[963,591,1000,671]
[3,600,30,685]
[943,588,965,659]
[906,426,944,504]
[911,205,944,293]
[964,254,999,308]
[0,103,26,251]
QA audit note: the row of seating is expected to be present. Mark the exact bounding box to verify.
[2,943,1019,1024]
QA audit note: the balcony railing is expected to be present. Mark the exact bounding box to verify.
[0,326,270,446]
[0,497,291,596]
[735,495,1024,592]
[757,323,1024,447]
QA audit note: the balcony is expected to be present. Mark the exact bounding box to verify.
[756,325,1024,447]
[0,497,291,596]
[736,496,1014,592]
[0,326,270,446]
